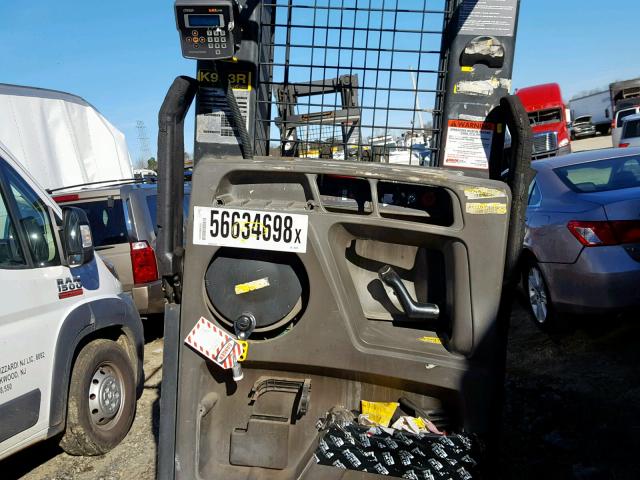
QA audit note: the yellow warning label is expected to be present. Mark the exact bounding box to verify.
[418,336,443,345]
[234,277,270,295]
[461,66,474,72]
[463,187,507,200]
[466,202,508,215]
[197,70,252,90]
[361,401,399,428]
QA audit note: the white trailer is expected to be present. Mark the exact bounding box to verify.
[568,90,612,135]
[0,84,133,191]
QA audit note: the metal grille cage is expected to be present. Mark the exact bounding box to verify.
[253,0,453,165]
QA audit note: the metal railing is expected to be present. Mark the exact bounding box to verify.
[252,0,453,165]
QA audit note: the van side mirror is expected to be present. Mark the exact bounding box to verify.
[62,207,94,267]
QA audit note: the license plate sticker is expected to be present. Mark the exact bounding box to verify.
[193,206,309,253]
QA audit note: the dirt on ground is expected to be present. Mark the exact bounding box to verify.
[500,303,640,480]
[1,328,164,480]
[2,300,639,480]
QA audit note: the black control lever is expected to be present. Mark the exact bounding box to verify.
[378,265,440,320]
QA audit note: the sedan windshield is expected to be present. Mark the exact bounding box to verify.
[555,155,640,193]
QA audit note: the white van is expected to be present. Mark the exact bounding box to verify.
[0,141,144,461]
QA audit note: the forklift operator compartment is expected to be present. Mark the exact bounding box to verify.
[159,1,530,479]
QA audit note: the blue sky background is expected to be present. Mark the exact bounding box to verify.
[0,0,638,163]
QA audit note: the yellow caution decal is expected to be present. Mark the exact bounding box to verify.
[418,336,443,345]
[466,202,508,215]
[234,277,270,295]
[463,186,507,200]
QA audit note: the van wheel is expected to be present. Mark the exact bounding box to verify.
[523,260,557,330]
[59,339,136,456]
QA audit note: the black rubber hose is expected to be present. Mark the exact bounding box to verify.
[157,76,198,283]
[378,265,440,320]
[499,95,535,287]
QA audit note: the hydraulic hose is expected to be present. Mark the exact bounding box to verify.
[498,95,535,286]
[378,265,440,320]
[157,75,198,302]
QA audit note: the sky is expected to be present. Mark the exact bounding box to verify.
[0,0,638,163]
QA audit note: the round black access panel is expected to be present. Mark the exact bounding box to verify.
[204,250,304,331]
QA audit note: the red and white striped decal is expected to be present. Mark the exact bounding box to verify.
[184,316,241,370]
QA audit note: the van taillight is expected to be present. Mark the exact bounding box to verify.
[130,241,158,284]
[619,143,630,148]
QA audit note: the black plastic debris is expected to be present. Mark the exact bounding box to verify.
[314,423,478,479]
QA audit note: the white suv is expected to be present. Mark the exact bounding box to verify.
[0,142,143,461]
[619,113,640,148]
[612,106,640,147]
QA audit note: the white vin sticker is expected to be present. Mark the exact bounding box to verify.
[193,206,309,253]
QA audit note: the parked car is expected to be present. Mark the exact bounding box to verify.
[569,91,612,136]
[619,113,640,148]
[569,115,597,140]
[523,148,640,328]
[0,141,143,460]
[612,106,640,148]
[53,180,191,317]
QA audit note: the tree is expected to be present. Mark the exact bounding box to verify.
[147,157,157,171]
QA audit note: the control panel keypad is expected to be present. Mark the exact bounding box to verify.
[187,27,229,55]
[176,2,234,60]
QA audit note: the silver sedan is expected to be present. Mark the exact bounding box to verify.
[523,147,640,328]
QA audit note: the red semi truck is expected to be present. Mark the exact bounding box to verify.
[516,83,571,160]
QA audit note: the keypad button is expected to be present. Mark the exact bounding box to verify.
[194,44,200,49]
[186,37,192,42]
[207,30,213,36]
[208,37,213,42]
[215,43,220,48]
[214,30,219,36]
[208,44,214,48]
[200,37,206,43]
[216,50,221,55]
[191,30,198,36]
[193,37,199,43]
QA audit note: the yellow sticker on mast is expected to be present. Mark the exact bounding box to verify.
[197,70,252,90]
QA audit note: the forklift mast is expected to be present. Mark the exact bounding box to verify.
[158,1,532,478]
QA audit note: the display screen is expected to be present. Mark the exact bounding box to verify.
[187,14,222,28]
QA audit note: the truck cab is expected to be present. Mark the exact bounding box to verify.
[516,83,571,160]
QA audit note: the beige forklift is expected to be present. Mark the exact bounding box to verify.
[157,1,532,478]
